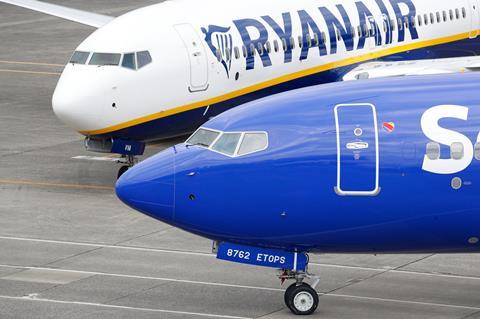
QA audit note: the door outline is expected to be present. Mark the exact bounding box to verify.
[469,0,480,38]
[174,23,209,92]
[334,103,380,196]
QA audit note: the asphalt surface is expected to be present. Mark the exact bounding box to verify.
[1,1,480,318]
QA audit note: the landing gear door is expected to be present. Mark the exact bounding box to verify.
[469,0,480,38]
[174,24,209,92]
[334,103,380,196]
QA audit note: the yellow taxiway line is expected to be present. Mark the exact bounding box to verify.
[0,69,61,76]
[0,179,114,191]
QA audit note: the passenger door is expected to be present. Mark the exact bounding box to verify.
[469,0,480,38]
[174,23,209,92]
[334,103,380,196]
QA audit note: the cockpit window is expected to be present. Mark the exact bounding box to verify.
[89,53,121,66]
[70,51,90,64]
[137,51,153,69]
[186,128,269,157]
[186,128,220,148]
[122,53,136,70]
[238,133,268,156]
[211,133,242,156]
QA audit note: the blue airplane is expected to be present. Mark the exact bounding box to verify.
[116,72,480,315]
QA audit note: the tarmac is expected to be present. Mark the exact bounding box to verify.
[1,1,480,318]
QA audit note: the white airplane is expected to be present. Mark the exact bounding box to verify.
[2,0,480,177]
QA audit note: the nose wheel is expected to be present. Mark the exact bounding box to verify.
[280,269,320,315]
[284,283,319,315]
[117,155,138,179]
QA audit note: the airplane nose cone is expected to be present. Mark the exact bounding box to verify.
[115,149,175,223]
[51,65,103,132]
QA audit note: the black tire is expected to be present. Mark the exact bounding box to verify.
[284,283,298,310]
[117,165,129,179]
[286,283,319,315]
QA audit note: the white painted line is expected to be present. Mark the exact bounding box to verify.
[0,236,213,257]
[1,235,480,282]
[326,293,480,311]
[0,264,283,292]
[0,295,252,319]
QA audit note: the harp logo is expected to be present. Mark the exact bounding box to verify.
[201,25,234,78]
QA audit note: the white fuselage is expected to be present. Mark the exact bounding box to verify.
[52,0,480,140]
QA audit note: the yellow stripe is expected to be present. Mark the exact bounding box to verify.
[0,69,61,76]
[80,30,476,136]
[0,60,64,67]
[0,179,114,191]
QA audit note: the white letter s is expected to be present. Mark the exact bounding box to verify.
[421,105,473,174]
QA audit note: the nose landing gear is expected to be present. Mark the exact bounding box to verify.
[117,155,138,179]
[279,270,320,315]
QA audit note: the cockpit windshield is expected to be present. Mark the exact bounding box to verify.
[186,127,268,157]
[186,128,220,148]
[69,50,152,69]
[89,53,122,66]
[70,51,90,64]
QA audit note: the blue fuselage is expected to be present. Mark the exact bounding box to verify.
[117,72,480,254]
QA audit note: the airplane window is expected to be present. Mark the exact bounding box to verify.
[418,15,422,26]
[321,32,326,44]
[430,13,435,24]
[289,37,295,50]
[426,142,440,160]
[436,12,441,23]
[449,10,454,21]
[313,33,319,46]
[257,43,264,55]
[336,29,341,41]
[462,7,467,19]
[391,19,396,31]
[398,18,403,30]
[225,49,231,62]
[273,40,279,52]
[89,53,121,66]
[443,11,447,22]
[249,43,256,56]
[266,41,272,53]
[136,51,152,69]
[404,17,409,29]
[211,133,242,156]
[281,38,287,51]
[306,36,312,48]
[455,8,460,19]
[70,51,90,64]
[238,133,268,156]
[357,25,362,37]
[424,14,428,25]
[298,36,303,48]
[351,26,357,38]
[242,46,247,58]
[122,53,136,70]
[186,128,220,148]
[475,142,480,160]
[451,142,464,160]
[234,47,240,59]
[410,16,416,27]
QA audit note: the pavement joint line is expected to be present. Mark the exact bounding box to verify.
[325,293,480,311]
[0,263,283,292]
[0,295,252,319]
[0,60,64,67]
[0,180,114,191]
[0,69,61,76]
[1,235,480,282]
